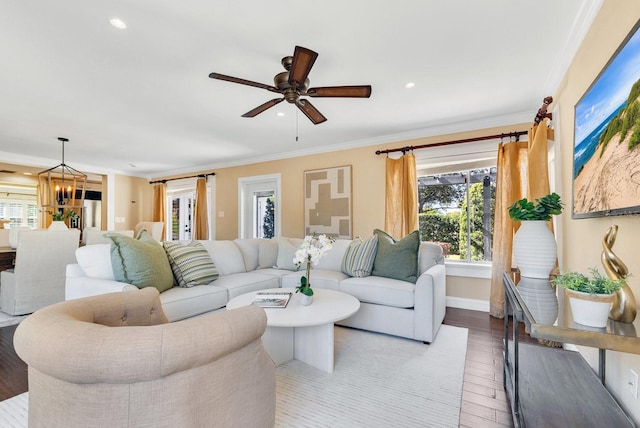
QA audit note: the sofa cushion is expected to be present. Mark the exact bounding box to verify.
[341,236,378,277]
[314,239,351,271]
[257,239,279,269]
[198,240,247,275]
[107,230,174,293]
[275,239,300,271]
[371,229,420,283]
[418,241,445,274]
[163,241,219,288]
[234,238,261,271]
[75,244,115,280]
[340,276,415,308]
[159,284,228,322]
[215,272,281,300]
[281,269,348,291]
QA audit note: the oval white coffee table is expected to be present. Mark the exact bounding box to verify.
[227,288,360,373]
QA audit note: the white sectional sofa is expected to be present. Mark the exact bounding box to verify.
[66,236,446,342]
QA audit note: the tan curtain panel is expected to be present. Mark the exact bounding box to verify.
[152,183,167,241]
[489,122,552,318]
[194,177,209,240]
[384,153,418,239]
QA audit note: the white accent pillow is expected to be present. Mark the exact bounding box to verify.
[75,244,115,280]
[276,239,300,271]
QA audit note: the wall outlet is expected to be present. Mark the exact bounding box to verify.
[630,369,638,400]
[218,211,224,218]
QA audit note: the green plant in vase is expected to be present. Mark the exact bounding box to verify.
[551,268,626,295]
[48,209,78,222]
[508,192,564,221]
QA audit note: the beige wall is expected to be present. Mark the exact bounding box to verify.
[112,175,153,231]
[554,0,640,420]
[213,123,527,241]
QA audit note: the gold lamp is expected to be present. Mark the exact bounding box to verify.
[38,137,87,228]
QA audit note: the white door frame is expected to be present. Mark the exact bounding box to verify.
[238,173,281,239]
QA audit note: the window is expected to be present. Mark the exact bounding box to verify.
[414,138,498,267]
[418,168,496,263]
[0,186,38,228]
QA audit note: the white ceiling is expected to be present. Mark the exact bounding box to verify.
[0,0,601,178]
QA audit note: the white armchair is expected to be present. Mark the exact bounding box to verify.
[1,229,80,315]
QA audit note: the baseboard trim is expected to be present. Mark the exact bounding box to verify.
[446,296,489,312]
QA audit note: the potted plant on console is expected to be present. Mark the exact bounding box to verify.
[552,268,626,328]
[508,192,563,279]
[47,209,78,230]
[293,233,335,306]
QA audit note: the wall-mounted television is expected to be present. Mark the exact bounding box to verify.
[572,19,640,219]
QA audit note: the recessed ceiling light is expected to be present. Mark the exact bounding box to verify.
[109,18,127,29]
[276,112,285,117]
[404,82,416,89]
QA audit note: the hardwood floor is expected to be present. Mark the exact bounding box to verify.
[0,324,27,400]
[0,308,540,427]
[444,307,539,428]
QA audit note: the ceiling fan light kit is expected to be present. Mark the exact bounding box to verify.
[209,46,371,124]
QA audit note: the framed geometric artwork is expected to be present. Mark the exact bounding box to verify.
[304,165,352,238]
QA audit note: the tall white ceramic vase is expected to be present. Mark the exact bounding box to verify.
[517,277,558,325]
[512,220,557,279]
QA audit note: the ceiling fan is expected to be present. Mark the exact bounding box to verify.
[209,46,372,125]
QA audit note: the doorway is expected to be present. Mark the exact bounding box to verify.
[238,174,281,239]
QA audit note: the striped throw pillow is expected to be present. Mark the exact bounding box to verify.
[341,235,378,277]
[163,241,219,287]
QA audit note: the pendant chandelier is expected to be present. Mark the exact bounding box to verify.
[38,137,87,225]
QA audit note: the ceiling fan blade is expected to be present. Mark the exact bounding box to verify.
[241,98,284,117]
[209,72,279,93]
[295,99,327,124]
[306,85,372,98]
[288,46,318,88]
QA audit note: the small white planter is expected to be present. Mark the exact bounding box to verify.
[299,293,313,306]
[566,289,613,328]
[48,221,68,230]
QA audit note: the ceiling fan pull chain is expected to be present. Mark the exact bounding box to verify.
[296,109,299,142]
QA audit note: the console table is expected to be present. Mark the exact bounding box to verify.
[503,271,639,427]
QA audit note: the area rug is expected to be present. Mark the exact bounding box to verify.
[276,324,468,427]
[0,325,468,428]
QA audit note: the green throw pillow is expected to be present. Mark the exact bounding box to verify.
[163,241,219,287]
[107,229,174,292]
[371,229,420,283]
[342,235,378,277]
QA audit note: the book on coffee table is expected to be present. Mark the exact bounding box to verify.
[252,291,292,308]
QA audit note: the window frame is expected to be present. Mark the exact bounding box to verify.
[414,139,499,278]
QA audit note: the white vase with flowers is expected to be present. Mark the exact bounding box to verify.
[293,233,335,306]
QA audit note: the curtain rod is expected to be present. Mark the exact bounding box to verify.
[149,172,215,185]
[375,96,553,156]
[374,131,528,156]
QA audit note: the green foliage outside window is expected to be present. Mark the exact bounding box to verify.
[459,182,494,261]
[418,210,460,256]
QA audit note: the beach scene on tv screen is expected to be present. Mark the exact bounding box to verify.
[573,25,640,216]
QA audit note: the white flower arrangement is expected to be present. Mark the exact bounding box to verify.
[293,233,335,296]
